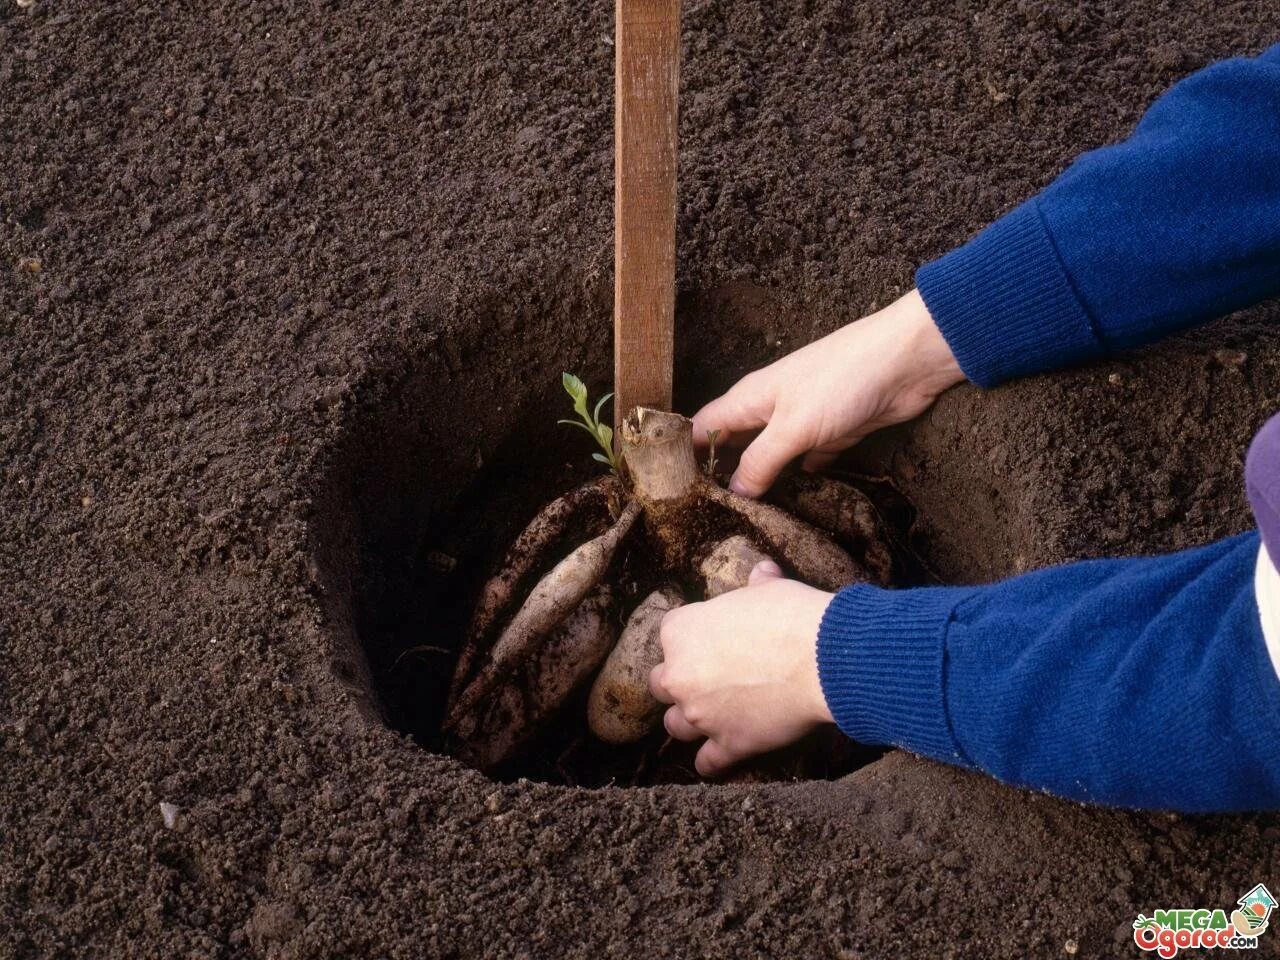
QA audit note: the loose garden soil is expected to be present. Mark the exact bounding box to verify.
[2,1,1279,956]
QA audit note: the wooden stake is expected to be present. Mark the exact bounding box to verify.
[614,0,679,425]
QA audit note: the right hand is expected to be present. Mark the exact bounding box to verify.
[692,289,964,498]
[650,560,835,778]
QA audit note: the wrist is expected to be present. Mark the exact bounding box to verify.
[817,584,967,762]
[893,288,965,396]
[809,670,836,726]
[804,592,837,725]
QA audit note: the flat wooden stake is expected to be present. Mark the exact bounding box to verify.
[614,0,679,425]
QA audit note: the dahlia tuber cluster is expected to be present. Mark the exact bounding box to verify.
[444,407,892,772]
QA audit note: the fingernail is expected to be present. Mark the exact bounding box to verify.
[729,475,752,497]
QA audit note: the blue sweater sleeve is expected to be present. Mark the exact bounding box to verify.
[818,533,1280,811]
[817,47,1280,810]
[917,42,1280,386]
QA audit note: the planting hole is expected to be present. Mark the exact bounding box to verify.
[309,285,939,787]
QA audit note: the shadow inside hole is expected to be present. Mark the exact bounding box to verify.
[349,382,601,769]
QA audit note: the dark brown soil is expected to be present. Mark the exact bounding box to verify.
[2,1,1279,957]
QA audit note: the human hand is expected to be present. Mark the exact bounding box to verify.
[692,288,963,497]
[648,560,835,777]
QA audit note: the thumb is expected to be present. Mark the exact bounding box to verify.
[800,450,838,474]
[747,559,784,586]
[730,422,799,498]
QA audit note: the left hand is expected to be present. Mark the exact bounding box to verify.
[648,561,836,777]
[689,289,963,498]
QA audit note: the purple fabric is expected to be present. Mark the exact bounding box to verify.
[1247,412,1280,561]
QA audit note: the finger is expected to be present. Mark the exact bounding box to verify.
[691,389,769,449]
[747,559,784,585]
[802,431,868,473]
[729,421,802,498]
[658,604,692,657]
[663,705,703,742]
[695,739,739,779]
[801,449,838,473]
[649,663,675,704]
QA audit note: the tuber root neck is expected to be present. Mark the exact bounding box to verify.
[620,407,704,505]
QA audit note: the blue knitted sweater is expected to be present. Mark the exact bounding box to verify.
[817,42,1280,812]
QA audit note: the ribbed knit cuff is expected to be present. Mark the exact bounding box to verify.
[817,584,969,766]
[916,199,1102,388]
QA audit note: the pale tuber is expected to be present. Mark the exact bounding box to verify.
[447,498,640,726]
[770,473,894,584]
[586,585,683,744]
[455,587,616,770]
[699,535,775,597]
[448,474,619,704]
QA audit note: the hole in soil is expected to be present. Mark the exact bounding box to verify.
[309,283,941,787]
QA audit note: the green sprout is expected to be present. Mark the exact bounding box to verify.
[705,429,721,476]
[559,373,619,474]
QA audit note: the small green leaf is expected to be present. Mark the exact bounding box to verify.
[559,419,599,439]
[562,372,587,403]
[593,392,613,426]
[558,373,618,475]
